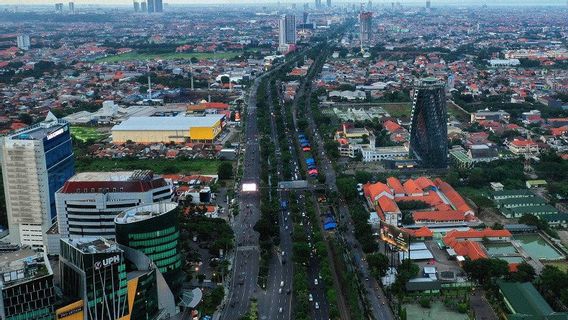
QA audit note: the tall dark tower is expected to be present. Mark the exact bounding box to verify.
[147,0,154,12]
[409,78,448,168]
[155,0,163,12]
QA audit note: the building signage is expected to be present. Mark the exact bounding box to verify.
[58,306,83,319]
[379,221,409,252]
[46,127,66,140]
[94,255,120,270]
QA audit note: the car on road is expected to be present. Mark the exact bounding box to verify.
[308,294,313,301]
[315,302,319,309]
[280,281,284,287]
[279,288,282,294]
[314,279,318,285]
[279,307,283,313]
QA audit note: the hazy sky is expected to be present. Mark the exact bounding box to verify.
[0,0,567,5]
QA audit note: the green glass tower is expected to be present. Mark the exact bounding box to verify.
[115,202,183,296]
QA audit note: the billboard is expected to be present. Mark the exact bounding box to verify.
[379,221,409,252]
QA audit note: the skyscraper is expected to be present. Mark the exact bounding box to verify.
[68,1,75,14]
[134,0,140,12]
[359,12,372,49]
[16,34,30,50]
[59,237,129,320]
[146,0,163,13]
[409,78,448,168]
[55,3,63,13]
[278,14,296,52]
[426,0,431,9]
[315,0,322,8]
[141,1,147,12]
[327,0,331,7]
[0,112,75,250]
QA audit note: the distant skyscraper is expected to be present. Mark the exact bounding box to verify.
[55,3,63,13]
[279,14,296,51]
[0,113,75,250]
[147,0,154,12]
[368,0,373,10]
[409,78,448,168]
[426,0,431,8]
[134,0,140,12]
[327,0,331,7]
[303,11,310,24]
[68,1,74,14]
[16,34,30,50]
[155,0,163,12]
[359,12,372,49]
[315,0,322,8]
[141,1,147,12]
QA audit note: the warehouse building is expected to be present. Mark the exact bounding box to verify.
[111,115,225,144]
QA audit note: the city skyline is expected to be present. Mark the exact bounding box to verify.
[1,0,567,5]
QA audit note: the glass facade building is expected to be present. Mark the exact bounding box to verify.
[409,78,448,168]
[0,112,74,249]
[59,238,129,320]
[115,202,183,296]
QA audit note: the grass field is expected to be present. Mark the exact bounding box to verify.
[75,158,222,175]
[448,101,470,122]
[381,103,412,118]
[70,126,109,142]
[96,51,243,63]
[543,261,568,272]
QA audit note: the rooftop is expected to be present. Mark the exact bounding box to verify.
[68,170,154,182]
[112,115,224,131]
[115,202,178,224]
[0,249,52,287]
[62,237,121,254]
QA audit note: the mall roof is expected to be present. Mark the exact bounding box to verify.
[115,202,178,224]
[112,115,224,131]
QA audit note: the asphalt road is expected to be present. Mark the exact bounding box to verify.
[220,74,263,320]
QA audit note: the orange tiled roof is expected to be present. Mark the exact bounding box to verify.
[403,179,422,195]
[413,210,466,222]
[386,177,405,195]
[444,228,512,241]
[383,120,402,133]
[378,196,400,213]
[415,177,435,190]
[452,241,487,260]
[363,182,392,201]
[434,178,473,214]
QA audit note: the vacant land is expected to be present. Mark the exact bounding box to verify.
[404,302,468,320]
[96,51,242,63]
[75,157,222,175]
[70,126,109,142]
[381,103,412,118]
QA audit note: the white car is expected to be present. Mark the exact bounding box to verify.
[314,279,318,285]
[309,294,313,302]
[315,302,319,309]
[279,307,283,313]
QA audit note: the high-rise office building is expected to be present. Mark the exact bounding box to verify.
[68,1,75,14]
[327,0,331,7]
[55,3,63,13]
[115,202,183,295]
[0,113,75,250]
[16,34,30,50]
[278,14,296,52]
[315,0,322,8]
[52,170,172,253]
[303,11,310,24]
[133,0,140,12]
[58,237,176,320]
[59,237,129,320]
[146,0,163,13]
[0,249,55,320]
[409,78,448,168]
[155,0,163,12]
[426,0,431,8]
[141,1,147,12]
[359,12,373,48]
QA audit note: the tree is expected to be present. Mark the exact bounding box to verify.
[217,162,234,180]
[509,262,536,282]
[463,258,509,285]
[18,113,33,125]
[367,253,389,278]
